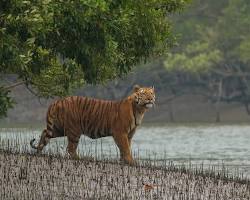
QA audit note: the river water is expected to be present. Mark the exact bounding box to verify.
[0,124,250,177]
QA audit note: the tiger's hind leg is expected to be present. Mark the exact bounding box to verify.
[66,133,81,159]
[30,127,63,153]
[67,140,80,159]
[30,129,53,153]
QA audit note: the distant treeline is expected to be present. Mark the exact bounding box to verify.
[163,0,250,121]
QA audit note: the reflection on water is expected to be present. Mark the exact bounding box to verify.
[0,124,250,177]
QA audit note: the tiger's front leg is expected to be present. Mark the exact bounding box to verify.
[128,128,136,149]
[113,133,134,165]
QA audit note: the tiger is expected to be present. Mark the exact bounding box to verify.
[30,85,155,164]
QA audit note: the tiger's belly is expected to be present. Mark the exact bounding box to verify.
[87,132,111,139]
[82,124,112,139]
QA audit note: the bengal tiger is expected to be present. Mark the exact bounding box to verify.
[30,85,155,164]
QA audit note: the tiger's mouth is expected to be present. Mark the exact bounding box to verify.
[140,101,155,109]
[145,103,153,108]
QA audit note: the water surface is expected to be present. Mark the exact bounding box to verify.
[1,124,250,177]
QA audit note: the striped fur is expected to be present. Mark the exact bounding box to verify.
[30,85,155,164]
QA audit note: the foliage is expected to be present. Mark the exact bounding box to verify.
[165,42,223,73]
[0,87,13,118]
[0,0,190,117]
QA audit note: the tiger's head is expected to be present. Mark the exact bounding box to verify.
[132,85,155,109]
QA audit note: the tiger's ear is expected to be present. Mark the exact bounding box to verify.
[133,84,140,92]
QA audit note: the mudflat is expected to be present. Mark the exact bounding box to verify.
[0,152,249,200]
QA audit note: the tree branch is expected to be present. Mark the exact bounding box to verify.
[3,81,25,90]
[210,69,250,77]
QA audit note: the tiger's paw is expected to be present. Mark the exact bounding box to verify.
[73,154,80,160]
[120,157,137,166]
[67,152,80,160]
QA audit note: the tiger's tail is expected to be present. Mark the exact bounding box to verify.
[30,138,38,149]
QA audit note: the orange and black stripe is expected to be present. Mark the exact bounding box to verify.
[45,96,125,139]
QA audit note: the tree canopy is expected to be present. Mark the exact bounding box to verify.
[0,0,190,117]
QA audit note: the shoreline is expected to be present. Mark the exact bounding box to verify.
[1,121,250,128]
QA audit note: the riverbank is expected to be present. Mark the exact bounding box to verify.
[0,151,249,200]
[2,75,250,124]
